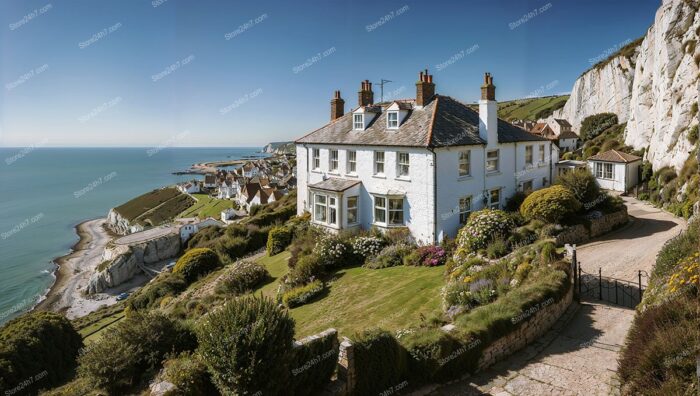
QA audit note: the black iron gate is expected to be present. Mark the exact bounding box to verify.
[570,247,646,309]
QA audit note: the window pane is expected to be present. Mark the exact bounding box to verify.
[329,207,336,224]
[347,196,358,224]
[459,151,470,176]
[374,197,386,223]
[389,209,403,225]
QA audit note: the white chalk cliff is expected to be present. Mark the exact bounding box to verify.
[553,0,699,171]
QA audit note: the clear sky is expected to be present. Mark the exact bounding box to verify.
[0,0,660,147]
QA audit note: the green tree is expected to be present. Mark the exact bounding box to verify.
[580,113,618,140]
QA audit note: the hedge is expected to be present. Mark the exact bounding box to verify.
[282,280,324,307]
[267,226,293,255]
[290,329,339,395]
[350,329,409,396]
[173,248,221,283]
[0,312,83,394]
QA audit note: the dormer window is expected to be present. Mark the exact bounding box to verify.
[387,111,399,128]
[353,114,364,130]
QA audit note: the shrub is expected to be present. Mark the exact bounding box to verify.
[128,272,187,310]
[351,236,386,260]
[505,191,527,212]
[556,168,600,205]
[520,185,582,223]
[365,243,414,269]
[486,239,508,259]
[282,280,325,307]
[688,125,699,145]
[287,254,324,286]
[400,327,481,382]
[266,226,292,256]
[640,161,654,182]
[351,329,409,396]
[580,113,618,140]
[196,296,295,396]
[78,312,196,393]
[290,330,339,395]
[539,241,557,264]
[173,248,222,283]
[216,260,269,295]
[249,204,262,216]
[384,227,413,245]
[162,352,218,396]
[313,234,351,267]
[0,312,83,394]
[455,209,516,255]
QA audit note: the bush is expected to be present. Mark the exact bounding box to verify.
[406,245,447,267]
[486,239,508,259]
[128,272,187,310]
[216,260,269,295]
[556,168,600,205]
[196,296,295,396]
[539,241,557,264]
[384,227,413,245]
[266,226,292,255]
[455,209,516,255]
[314,234,351,267]
[290,330,339,395]
[162,352,218,396]
[580,113,618,140]
[288,254,324,286]
[0,312,83,394]
[282,280,325,307]
[351,329,409,396]
[520,185,582,223]
[173,248,221,283]
[688,125,699,145]
[365,243,414,269]
[78,312,196,393]
[351,236,386,261]
[400,328,481,382]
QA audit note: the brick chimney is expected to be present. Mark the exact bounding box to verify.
[358,80,374,107]
[479,72,498,146]
[415,69,435,107]
[331,90,344,121]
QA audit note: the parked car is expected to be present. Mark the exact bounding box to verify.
[116,292,129,301]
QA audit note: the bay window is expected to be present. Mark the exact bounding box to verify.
[347,196,358,224]
[373,195,404,226]
[312,192,338,226]
[374,196,386,223]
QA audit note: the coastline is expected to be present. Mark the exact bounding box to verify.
[34,217,115,316]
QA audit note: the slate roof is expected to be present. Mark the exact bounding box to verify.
[558,130,580,140]
[588,149,641,163]
[295,95,547,148]
[554,119,572,127]
[308,178,361,192]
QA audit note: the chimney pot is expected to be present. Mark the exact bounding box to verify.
[416,69,435,106]
[358,79,374,106]
[331,90,345,121]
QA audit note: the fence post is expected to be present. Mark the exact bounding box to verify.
[598,268,602,300]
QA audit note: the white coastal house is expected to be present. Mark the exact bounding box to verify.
[176,217,224,242]
[295,71,558,244]
[587,149,642,193]
[176,181,201,194]
[217,179,238,199]
[557,130,579,152]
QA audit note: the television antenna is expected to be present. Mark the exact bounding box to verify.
[374,79,393,102]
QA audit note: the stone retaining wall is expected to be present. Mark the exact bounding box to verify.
[477,284,574,370]
[555,208,628,246]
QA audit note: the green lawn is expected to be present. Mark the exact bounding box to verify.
[113,187,195,225]
[497,95,569,121]
[178,193,234,219]
[78,310,125,344]
[255,252,445,338]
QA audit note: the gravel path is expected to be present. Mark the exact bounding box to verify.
[421,197,685,395]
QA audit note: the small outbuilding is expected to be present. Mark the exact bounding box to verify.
[587,149,642,193]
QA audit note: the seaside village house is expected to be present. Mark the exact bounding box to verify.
[587,149,642,193]
[295,71,558,244]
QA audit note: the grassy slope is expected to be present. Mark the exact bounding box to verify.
[114,187,195,225]
[255,252,445,337]
[178,193,234,219]
[497,95,569,121]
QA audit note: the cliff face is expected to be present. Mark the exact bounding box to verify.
[87,232,181,293]
[555,0,699,171]
[262,141,295,154]
[553,53,638,131]
[625,0,700,171]
[106,208,143,235]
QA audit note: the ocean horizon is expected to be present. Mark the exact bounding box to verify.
[0,147,264,325]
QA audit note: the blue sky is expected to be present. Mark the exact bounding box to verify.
[0,0,659,147]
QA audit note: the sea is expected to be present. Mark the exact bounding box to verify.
[0,147,264,326]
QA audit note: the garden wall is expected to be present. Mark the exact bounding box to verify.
[555,208,628,246]
[477,284,574,370]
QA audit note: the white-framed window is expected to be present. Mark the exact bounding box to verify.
[522,180,533,194]
[374,196,386,223]
[459,150,471,176]
[489,188,501,209]
[604,163,613,179]
[486,150,499,173]
[353,114,364,130]
[539,144,545,163]
[387,111,399,128]
[459,196,472,224]
[374,151,385,175]
[312,148,320,170]
[347,150,357,174]
[373,196,404,225]
[525,145,533,166]
[347,196,358,224]
[397,152,410,177]
[329,149,339,172]
[314,194,327,222]
[328,196,337,224]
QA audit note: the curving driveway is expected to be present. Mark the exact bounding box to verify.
[422,197,686,396]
